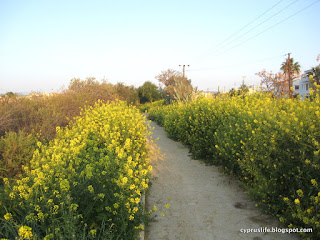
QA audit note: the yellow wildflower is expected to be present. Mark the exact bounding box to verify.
[3,178,9,185]
[135,224,144,230]
[37,212,45,222]
[4,213,12,220]
[122,177,128,185]
[18,226,33,240]
[296,189,303,197]
[9,192,15,199]
[88,185,94,193]
[132,207,138,213]
[70,204,78,211]
[311,179,318,186]
[90,229,97,237]
[60,179,70,192]
[113,203,119,209]
[98,193,105,199]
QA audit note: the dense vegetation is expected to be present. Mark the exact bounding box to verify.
[147,90,320,239]
[0,101,152,239]
[0,78,140,182]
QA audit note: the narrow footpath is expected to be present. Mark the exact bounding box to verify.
[145,121,299,240]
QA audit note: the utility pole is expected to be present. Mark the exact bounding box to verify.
[242,76,246,86]
[179,65,190,80]
[286,53,291,98]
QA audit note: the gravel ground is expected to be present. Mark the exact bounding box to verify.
[145,121,299,240]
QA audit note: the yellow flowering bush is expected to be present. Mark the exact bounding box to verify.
[18,226,33,240]
[0,101,152,239]
[138,99,165,113]
[147,92,320,239]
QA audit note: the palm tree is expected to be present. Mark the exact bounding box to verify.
[280,58,301,79]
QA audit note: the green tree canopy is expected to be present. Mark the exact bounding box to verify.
[5,92,17,98]
[138,81,162,104]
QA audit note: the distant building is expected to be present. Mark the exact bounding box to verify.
[293,69,313,99]
[202,90,217,96]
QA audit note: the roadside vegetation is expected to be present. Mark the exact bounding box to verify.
[1,57,319,238]
[0,101,152,239]
[146,89,320,239]
[0,78,141,182]
[0,77,163,239]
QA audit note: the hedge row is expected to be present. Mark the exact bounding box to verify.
[148,93,320,239]
[0,101,152,240]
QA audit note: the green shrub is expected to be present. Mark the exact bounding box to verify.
[0,131,38,183]
[138,99,165,113]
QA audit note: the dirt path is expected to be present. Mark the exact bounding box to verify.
[145,121,299,240]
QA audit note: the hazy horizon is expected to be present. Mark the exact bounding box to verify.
[1,0,320,93]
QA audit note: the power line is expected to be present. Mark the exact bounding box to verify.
[215,0,320,56]
[192,0,286,63]
[191,0,319,64]
[214,0,286,49]
[187,54,284,72]
[214,0,299,54]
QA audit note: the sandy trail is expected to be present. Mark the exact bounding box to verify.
[145,121,299,240]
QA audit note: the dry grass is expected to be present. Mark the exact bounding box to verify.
[0,78,139,181]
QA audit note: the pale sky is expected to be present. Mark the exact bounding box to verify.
[1,0,320,93]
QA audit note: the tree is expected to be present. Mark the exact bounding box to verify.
[308,56,320,98]
[155,69,182,100]
[138,81,162,104]
[256,70,287,96]
[280,58,301,79]
[68,77,100,92]
[310,55,320,85]
[115,82,139,105]
[155,69,196,103]
[67,77,119,103]
[5,92,17,98]
[312,65,320,85]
